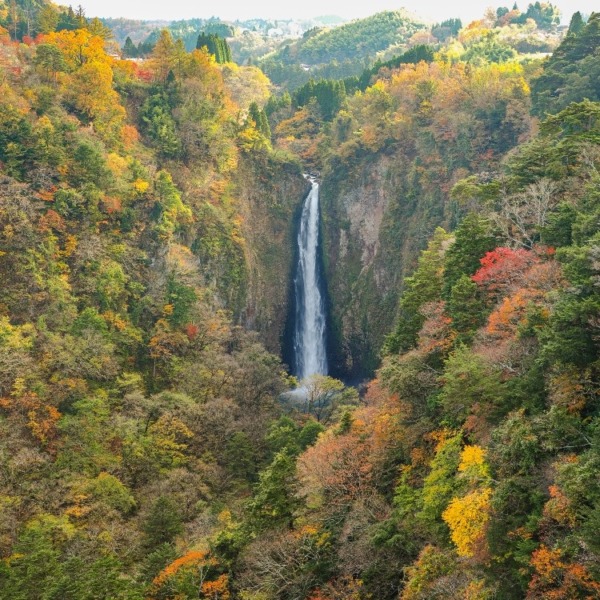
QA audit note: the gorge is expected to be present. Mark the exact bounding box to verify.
[1,4,600,599]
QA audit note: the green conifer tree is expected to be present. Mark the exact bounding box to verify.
[196,32,232,64]
[567,11,585,36]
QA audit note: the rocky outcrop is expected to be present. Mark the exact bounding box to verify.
[235,153,309,355]
[321,152,450,378]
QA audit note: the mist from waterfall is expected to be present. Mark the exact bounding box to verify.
[293,178,328,380]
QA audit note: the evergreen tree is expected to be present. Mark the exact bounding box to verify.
[37,5,59,34]
[248,450,300,531]
[443,213,497,298]
[447,275,485,343]
[248,101,271,139]
[294,78,347,121]
[196,32,232,64]
[123,36,137,58]
[225,431,258,482]
[57,6,78,31]
[35,43,67,83]
[143,496,183,547]
[567,11,585,36]
[439,344,505,424]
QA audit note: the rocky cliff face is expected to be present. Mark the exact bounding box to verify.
[321,152,451,378]
[235,154,309,356]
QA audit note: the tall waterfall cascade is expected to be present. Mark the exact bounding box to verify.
[293,178,328,380]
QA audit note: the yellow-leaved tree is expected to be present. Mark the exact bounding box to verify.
[442,445,493,558]
[442,487,492,558]
[39,29,126,142]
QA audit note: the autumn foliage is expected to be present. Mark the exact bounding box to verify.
[527,546,600,599]
[0,5,599,600]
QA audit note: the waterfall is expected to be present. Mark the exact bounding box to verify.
[293,178,328,380]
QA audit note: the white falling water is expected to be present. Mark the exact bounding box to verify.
[293,178,328,379]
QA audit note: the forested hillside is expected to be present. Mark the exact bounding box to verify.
[0,7,310,598]
[1,1,600,599]
[260,11,426,89]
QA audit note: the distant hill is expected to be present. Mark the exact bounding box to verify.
[292,10,426,65]
[260,10,426,88]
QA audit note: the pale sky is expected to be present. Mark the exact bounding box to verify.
[78,0,596,24]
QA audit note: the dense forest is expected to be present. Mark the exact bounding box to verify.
[1,0,600,599]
